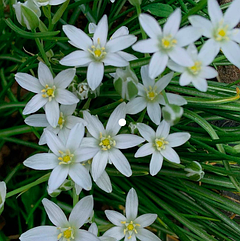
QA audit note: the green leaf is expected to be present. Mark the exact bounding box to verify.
[21,5,39,30]
[127,80,138,100]
[52,0,70,25]
[143,3,173,18]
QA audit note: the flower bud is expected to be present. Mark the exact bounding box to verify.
[48,180,73,197]
[162,104,183,125]
[13,0,41,30]
[184,161,204,181]
[113,66,138,101]
[128,0,142,7]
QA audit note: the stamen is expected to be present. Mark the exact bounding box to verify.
[88,38,107,60]
[99,133,116,151]
[58,150,74,165]
[188,61,202,76]
[155,137,168,151]
[41,84,56,101]
[161,35,177,50]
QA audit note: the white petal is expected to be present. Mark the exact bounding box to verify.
[75,147,99,162]
[117,51,137,61]
[111,26,129,39]
[60,51,92,67]
[66,123,84,151]
[134,214,157,227]
[150,151,163,175]
[106,102,126,136]
[103,227,125,240]
[169,46,194,67]
[42,198,68,227]
[125,235,136,241]
[105,210,126,225]
[92,151,109,181]
[147,102,161,125]
[221,40,240,68]
[81,137,99,148]
[136,228,161,241]
[115,134,144,149]
[63,25,92,51]
[69,195,93,228]
[60,103,77,116]
[48,165,69,192]
[208,0,223,25]
[106,35,137,53]
[66,116,87,129]
[38,62,53,86]
[54,68,76,89]
[95,170,112,193]
[108,148,132,177]
[49,0,66,5]
[136,123,155,142]
[87,61,104,90]
[83,111,105,139]
[141,65,155,87]
[135,143,155,158]
[166,93,187,106]
[198,39,220,65]
[126,97,146,115]
[88,223,98,235]
[156,120,170,138]
[161,145,180,163]
[69,164,92,190]
[23,94,47,115]
[93,15,108,46]
[132,39,159,53]
[163,8,181,36]
[224,0,240,28]
[24,114,48,127]
[23,153,58,170]
[19,226,59,241]
[176,26,202,47]
[187,44,198,58]
[45,129,65,155]
[231,29,240,43]
[166,132,190,147]
[167,60,184,73]
[55,89,79,105]
[192,77,208,92]
[104,53,129,67]
[139,13,162,39]
[148,52,168,79]
[155,72,174,92]
[179,71,193,86]
[15,73,42,93]
[126,188,138,220]
[45,100,59,128]
[76,229,101,241]
[200,66,218,79]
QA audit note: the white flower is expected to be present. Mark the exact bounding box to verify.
[104,188,161,241]
[60,15,137,90]
[23,123,92,193]
[168,44,218,92]
[0,182,6,212]
[19,196,100,241]
[189,0,240,68]
[126,65,186,125]
[135,121,190,175]
[25,104,87,145]
[33,0,67,6]
[89,223,116,241]
[132,10,202,79]
[81,103,144,181]
[15,62,79,127]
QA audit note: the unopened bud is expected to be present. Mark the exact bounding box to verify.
[184,161,204,181]
[162,104,183,125]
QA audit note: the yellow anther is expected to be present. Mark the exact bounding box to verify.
[94,49,102,57]
[188,61,202,75]
[156,140,164,148]
[58,150,74,165]
[63,155,71,163]
[146,86,158,101]
[41,84,55,101]
[162,39,170,48]
[127,224,134,231]
[58,116,63,126]
[57,233,63,239]
[63,229,72,238]
[161,36,177,50]
[102,138,110,146]
[155,138,168,151]
[128,235,132,239]
[121,221,126,224]
[148,91,155,99]
[218,29,226,37]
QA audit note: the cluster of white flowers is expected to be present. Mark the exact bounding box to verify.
[7,0,240,240]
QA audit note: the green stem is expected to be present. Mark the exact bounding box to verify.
[72,186,79,207]
[161,90,170,105]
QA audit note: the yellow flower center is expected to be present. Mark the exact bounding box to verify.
[161,36,177,50]
[214,21,229,42]
[58,112,65,129]
[58,150,74,165]
[41,84,56,101]
[88,38,107,60]
[146,86,158,101]
[64,229,72,239]
[121,221,141,239]
[57,227,74,241]
[99,133,116,151]
[218,29,226,37]
[188,61,202,75]
[155,137,168,151]
[94,49,102,57]
[127,224,134,231]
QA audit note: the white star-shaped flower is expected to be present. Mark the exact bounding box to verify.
[15,62,79,127]
[19,196,100,241]
[126,65,187,125]
[81,103,144,181]
[135,121,190,175]
[168,44,218,92]
[23,123,93,193]
[132,9,202,79]
[189,0,240,68]
[104,188,161,241]
[60,15,137,91]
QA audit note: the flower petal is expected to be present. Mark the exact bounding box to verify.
[141,65,155,87]
[191,76,208,92]
[60,103,77,116]
[24,114,48,127]
[208,0,223,25]
[69,164,92,190]
[163,8,181,36]
[54,68,76,89]
[81,137,99,148]
[15,73,42,93]
[59,50,92,67]
[87,61,104,90]
[155,72,173,92]
[134,214,157,227]
[63,25,92,51]
[106,35,137,52]
[136,228,161,241]
[45,129,65,155]
[55,89,79,105]
[111,26,129,39]
[23,153,58,170]
[103,227,125,240]
[136,123,155,142]
[161,145,180,163]
[66,123,84,151]
[38,62,53,86]
[92,150,109,181]
[150,151,163,175]
[69,195,93,228]
[105,210,126,226]
[109,148,132,177]
[115,134,144,149]
[147,102,161,125]
[66,116,87,129]
[169,46,194,67]
[135,143,155,158]
[117,51,137,61]
[95,170,112,193]
[166,93,187,106]
[132,39,159,53]
[166,132,190,147]
[221,40,240,68]
[45,100,59,128]
[23,94,47,115]
[167,60,184,73]
[224,0,240,28]
[199,66,218,79]
[179,71,193,86]
[126,97,146,115]
[139,13,162,39]
[42,198,68,227]
[75,147,99,162]
[93,15,108,46]
[156,120,170,138]
[76,229,101,241]
[126,188,138,220]
[104,53,129,67]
